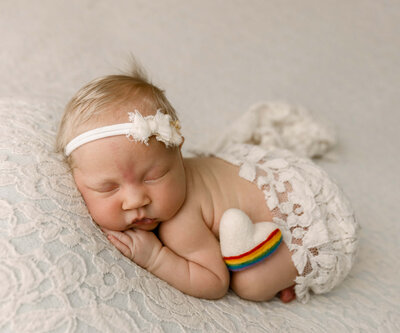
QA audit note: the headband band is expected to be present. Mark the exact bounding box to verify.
[64,109,182,156]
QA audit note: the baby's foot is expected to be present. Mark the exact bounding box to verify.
[279,285,296,303]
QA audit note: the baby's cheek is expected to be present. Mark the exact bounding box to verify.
[87,198,120,227]
[162,180,186,217]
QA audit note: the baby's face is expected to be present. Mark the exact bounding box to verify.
[71,135,186,231]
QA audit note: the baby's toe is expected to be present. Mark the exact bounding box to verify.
[279,285,296,303]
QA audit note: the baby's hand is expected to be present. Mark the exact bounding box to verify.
[102,227,162,269]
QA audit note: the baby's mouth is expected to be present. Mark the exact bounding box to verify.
[131,218,156,226]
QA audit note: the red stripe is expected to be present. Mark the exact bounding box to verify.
[223,229,280,260]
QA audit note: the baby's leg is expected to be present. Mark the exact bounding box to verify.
[230,242,297,302]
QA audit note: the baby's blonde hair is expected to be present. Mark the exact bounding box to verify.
[55,66,178,166]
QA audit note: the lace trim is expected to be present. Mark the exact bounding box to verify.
[212,143,359,303]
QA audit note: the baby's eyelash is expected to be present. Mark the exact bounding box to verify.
[144,170,168,183]
[94,185,119,193]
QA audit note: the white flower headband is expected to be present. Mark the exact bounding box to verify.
[64,109,182,156]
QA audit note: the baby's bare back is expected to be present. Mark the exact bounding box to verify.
[184,157,274,234]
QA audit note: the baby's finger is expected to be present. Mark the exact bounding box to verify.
[104,229,133,246]
[101,227,112,235]
[107,234,134,259]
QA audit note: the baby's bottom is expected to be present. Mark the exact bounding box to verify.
[230,242,297,302]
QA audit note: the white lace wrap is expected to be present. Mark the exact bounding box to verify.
[190,102,359,303]
[195,102,337,159]
[208,143,360,303]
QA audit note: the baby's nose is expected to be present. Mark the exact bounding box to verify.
[122,187,150,210]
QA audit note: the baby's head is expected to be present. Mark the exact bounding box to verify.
[56,69,187,231]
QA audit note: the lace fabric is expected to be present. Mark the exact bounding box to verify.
[208,143,360,303]
[0,99,339,332]
[2,99,390,332]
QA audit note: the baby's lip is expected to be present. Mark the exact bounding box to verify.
[131,218,156,226]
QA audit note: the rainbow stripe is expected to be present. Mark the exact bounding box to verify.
[223,229,282,271]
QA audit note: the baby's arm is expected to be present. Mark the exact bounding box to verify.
[103,224,230,300]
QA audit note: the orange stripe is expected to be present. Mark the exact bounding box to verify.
[223,229,280,260]
[224,230,281,265]
[225,238,282,271]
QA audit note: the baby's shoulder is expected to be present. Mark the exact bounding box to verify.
[160,195,205,234]
[158,203,213,255]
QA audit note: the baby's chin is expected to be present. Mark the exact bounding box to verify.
[94,219,161,232]
[131,222,160,231]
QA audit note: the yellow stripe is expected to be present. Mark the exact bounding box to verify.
[224,231,281,265]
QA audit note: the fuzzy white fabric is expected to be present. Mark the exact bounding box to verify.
[219,208,281,257]
[197,102,337,159]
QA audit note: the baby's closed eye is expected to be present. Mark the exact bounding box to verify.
[144,169,168,183]
[90,183,120,193]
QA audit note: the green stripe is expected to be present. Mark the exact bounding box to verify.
[226,238,282,272]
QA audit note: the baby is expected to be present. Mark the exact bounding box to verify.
[56,68,359,303]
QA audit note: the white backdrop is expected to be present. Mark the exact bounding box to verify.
[0,1,399,332]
